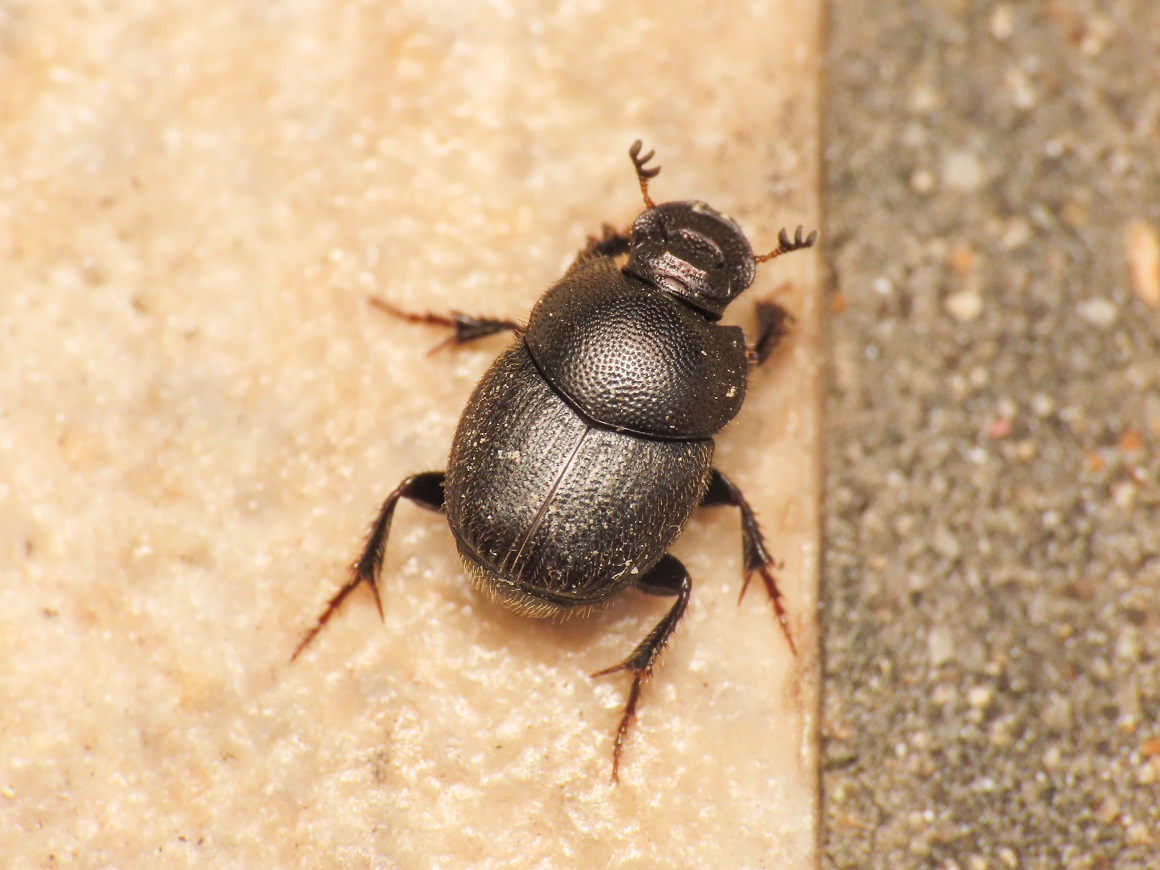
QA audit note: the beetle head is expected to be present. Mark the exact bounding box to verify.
[625,201,756,319]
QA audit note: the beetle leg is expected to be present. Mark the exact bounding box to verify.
[368,298,522,354]
[749,299,795,367]
[566,223,632,273]
[591,554,691,783]
[701,469,797,656]
[291,472,446,660]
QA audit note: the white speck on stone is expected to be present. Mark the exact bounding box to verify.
[1126,218,1160,307]
[909,83,940,113]
[967,685,993,709]
[990,3,1014,41]
[1128,821,1152,844]
[968,366,990,389]
[1079,14,1115,56]
[1138,760,1159,786]
[1005,67,1038,110]
[1112,481,1137,509]
[1115,625,1140,662]
[1077,296,1119,328]
[1030,393,1055,417]
[942,150,986,192]
[872,277,894,295]
[1002,217,1032,250]
[944,289,984,321]
[928,625,954,667]
[910,168,936,194]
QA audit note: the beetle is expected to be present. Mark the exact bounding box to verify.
[293,142,817,781]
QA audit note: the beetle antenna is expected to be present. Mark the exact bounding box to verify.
[755,225,819,263]
[628,140,660,210]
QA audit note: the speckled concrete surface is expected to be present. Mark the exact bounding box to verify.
[0,2,822,867]
[822,2,1160,868]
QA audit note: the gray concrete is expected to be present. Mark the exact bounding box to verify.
[822,2,1160,868]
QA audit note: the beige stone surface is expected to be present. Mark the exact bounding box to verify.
[0,2,821,867]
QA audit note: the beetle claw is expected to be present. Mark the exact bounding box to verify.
[368,575,385,622]
[607,670,645,784]
[590,661,632,679]
[291,569,374,661]
[592,661,648,784]
[751,563,797,657]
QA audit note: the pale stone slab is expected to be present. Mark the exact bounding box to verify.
[0,2,821,866]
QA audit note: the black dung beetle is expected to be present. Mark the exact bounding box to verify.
[294,142,817,782]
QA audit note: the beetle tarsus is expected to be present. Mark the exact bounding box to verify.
[369,298,522,353]
[291,570,376,661]
[601,671,644,785]
[747,563,797,657]
[568,223,633,273]
[701,469,797,655]
[291,472,446,660]
[591,554,692,783]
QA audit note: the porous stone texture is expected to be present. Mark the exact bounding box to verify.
[823,2,1160,867]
